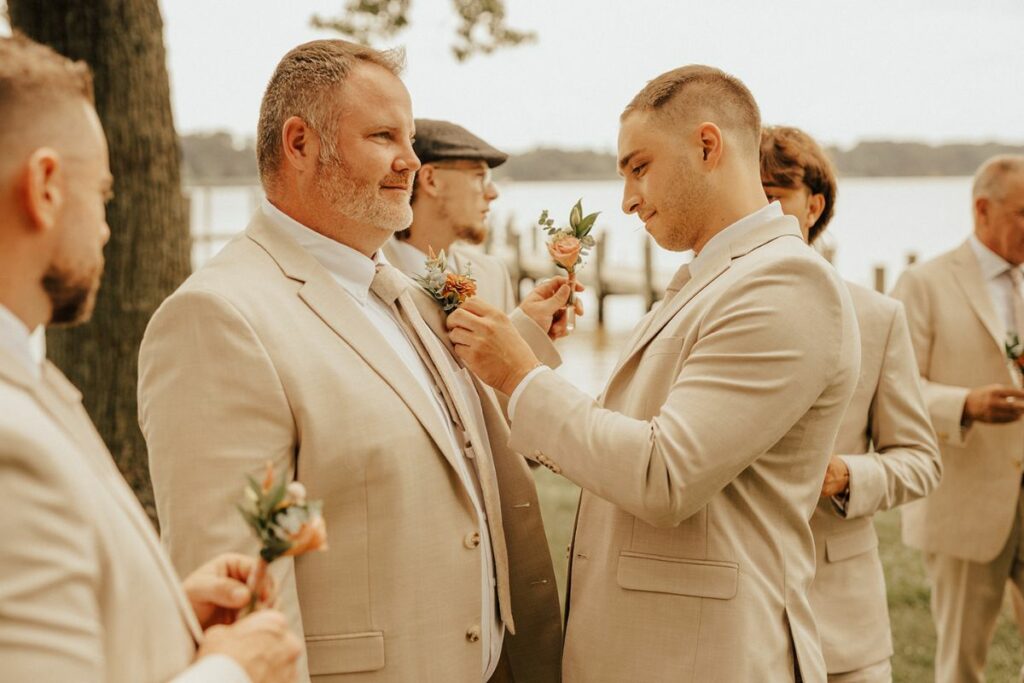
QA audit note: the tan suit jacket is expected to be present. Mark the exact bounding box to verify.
[380,240,516,312]
[508,215,861,682]
[139,212,561,682]
[809,282,941,674]
[892,240,1024,562]
[0,351,207,683]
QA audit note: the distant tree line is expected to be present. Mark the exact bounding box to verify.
[180,133,1024,184]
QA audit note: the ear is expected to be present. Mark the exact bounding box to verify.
[417,164,443,199]
[696,122,724,166]
[20,148,64,233]
[807,193,826,226]
[281,116,319,173]
[975,196,990,223]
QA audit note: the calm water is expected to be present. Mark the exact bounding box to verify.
[189,175,974,342]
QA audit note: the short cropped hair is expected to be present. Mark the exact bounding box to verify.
[973,154,1024,201]
[622,65,761,153]
[759,126,838,243]
[256,39,404,188]
[0,33,94,141]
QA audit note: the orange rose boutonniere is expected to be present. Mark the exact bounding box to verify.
[414,247,477,313]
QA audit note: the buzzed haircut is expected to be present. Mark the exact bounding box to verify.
[972,154,1024,201]
[0,33,94,140]
[760,126,838,243]
[622,65,761,153]
[256,39,405,188]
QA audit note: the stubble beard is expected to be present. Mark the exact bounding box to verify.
[439,196,487,246]
[316,153,413,233]
[43,259,103,326]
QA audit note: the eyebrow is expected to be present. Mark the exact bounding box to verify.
[618,150,640,174]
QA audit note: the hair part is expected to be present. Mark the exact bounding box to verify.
[622,64,761,153]
[256,39,405,190]
[973,154,1024,202]
[759,126,838,242]
[0,33,94,145]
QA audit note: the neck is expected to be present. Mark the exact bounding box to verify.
[267,192,387,258]
[692,173,769,254]
[0,283,49,331]
[405,205,457,255]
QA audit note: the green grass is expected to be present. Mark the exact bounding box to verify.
[533,470,1022,682]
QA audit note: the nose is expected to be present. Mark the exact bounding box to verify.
[394,139,420,174]
[622,184,641,215]
[485,180,499,201]
[101,221,111,246]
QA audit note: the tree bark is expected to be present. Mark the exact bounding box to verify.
[9,0,191,522]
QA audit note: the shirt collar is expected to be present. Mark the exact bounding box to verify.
[261,198,377,305]
[0,304,43,379]
[689,202,782,280]
[969,233,1019,282]
[387,238,432,278]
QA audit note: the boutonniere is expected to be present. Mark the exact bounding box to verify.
[413,247,477,313]
[538,198,598,332]
[237,462,328,612]
[1006,332,1024,388]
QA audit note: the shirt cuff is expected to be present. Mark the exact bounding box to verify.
[170,654,251,683]
[508,366,550,421]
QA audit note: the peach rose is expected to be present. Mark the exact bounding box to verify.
[284,515,328,556]
[547,235,581,271]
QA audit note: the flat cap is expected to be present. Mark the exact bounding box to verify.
[413,118,508,168]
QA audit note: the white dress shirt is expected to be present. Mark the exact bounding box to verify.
[510,202,783,418]
[261,200,503,680]
[969,233,1023,338]
[0,304,44,379]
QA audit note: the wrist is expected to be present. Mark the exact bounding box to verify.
[501,359,542,396]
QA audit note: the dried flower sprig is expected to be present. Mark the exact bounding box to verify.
[237,462,327,611]
[1006,332,1024,388]
[413,247,478,313]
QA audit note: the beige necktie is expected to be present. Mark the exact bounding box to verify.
[1008,268,1024,339]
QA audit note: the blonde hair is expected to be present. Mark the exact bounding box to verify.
[256,39,404,188]
[973,154,1024,201]
[622,64,761,153]
[0,33,94,139]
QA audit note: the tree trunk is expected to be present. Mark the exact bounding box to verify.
[9,0,191,522]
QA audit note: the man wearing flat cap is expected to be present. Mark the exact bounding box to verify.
[384,119,517,311]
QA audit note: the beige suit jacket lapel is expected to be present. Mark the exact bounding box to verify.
[0,353,203,643]
[246,215,464,472]
[950,240,1005,352]
[605,216,801,398]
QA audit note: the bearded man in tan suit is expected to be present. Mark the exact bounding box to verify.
[0,34,299,683]
[761,126,942,682]
[383,119,516,311]
[448,65,861,682]
[139,40,569,682]
[891,155,1024,683]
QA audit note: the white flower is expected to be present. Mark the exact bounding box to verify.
[286,481,307,505]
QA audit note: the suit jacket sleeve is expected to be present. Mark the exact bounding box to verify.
[509,308,561,370]
[0,432,105,681]
[838,302,942,519]
[891,269,971,447]
[509,258,853,528]
[139,289,309,679]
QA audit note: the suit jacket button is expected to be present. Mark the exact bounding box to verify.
[464,531,481,549]
[466,625,481,642]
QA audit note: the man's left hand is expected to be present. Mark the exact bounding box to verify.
[183,553,277,630]
[448,298,541,396]
[518,276,584,340]
[820,455,850,498]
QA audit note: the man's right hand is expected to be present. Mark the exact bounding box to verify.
[198,610,301,683]
[963,384,1024,424]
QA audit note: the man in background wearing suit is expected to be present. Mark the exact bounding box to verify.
[140,40,568,682]
[892,154,1024,683]
[0,34,299,683]
[761,125,942,682]
[447,65,861,682]
[383,119,517,311]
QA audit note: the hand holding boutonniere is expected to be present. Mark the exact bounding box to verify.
[237,462,327,614]
[414,247,477,313]
[539,199,598,332]
[1006,332,1024,389]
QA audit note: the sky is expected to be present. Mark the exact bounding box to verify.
[7,1,1024,153]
